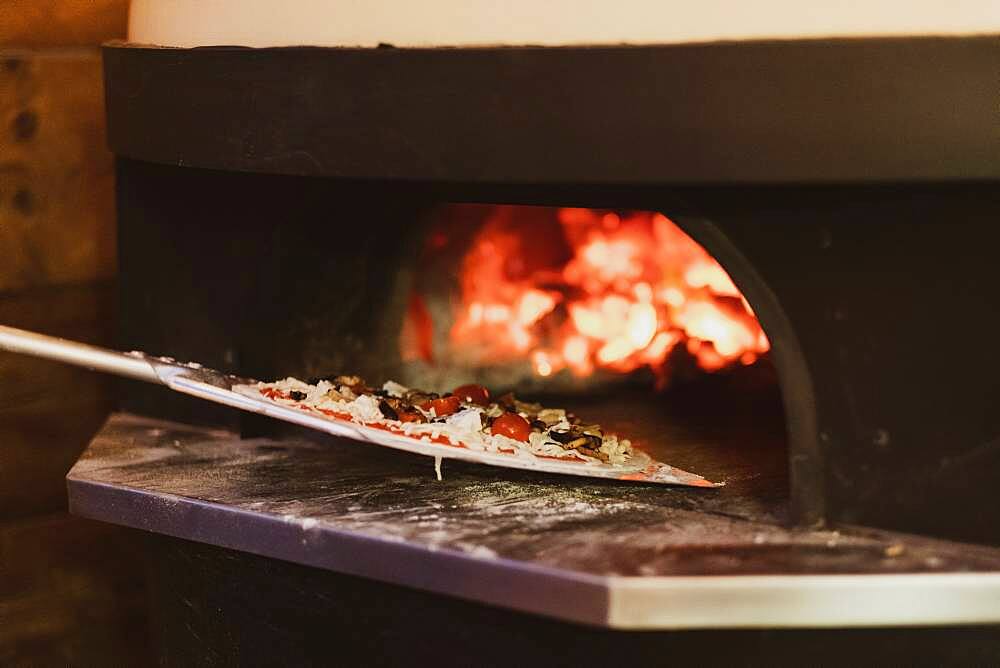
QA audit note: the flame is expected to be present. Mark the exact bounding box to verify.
[684,260,740,297]
[516,289,558,326]
[425,207,769,380]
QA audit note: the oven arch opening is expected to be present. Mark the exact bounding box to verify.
[398,204,817,526]
[671,217,824,527]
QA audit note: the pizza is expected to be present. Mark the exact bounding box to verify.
[238,375,634,466]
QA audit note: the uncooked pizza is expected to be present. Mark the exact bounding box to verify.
[233,375,720,487]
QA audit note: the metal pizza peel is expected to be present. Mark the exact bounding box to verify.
[0,324,721,487]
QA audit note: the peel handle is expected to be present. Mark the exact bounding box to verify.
[0,324,161,384]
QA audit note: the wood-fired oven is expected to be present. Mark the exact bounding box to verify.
[63,9,1000,663]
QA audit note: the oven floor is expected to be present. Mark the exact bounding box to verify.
[68,412,1000,628]
[542,380,792,519]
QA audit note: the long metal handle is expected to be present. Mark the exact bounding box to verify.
[0,324,161,384]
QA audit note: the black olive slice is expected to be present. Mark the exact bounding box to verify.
[378,400,399,420]
[548,429,578,444]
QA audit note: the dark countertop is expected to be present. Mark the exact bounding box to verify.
[68,412,1000,628]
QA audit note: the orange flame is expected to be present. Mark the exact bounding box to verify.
[436,207,769,380]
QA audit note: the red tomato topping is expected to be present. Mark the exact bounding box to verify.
[398,411,424,423]
[261,388,287,400]
[492,412,531,442]
[453,383,491,406]
[419,395,462,417]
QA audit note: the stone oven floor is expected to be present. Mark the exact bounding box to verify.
[68,411,1000,628]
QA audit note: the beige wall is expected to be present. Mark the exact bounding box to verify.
[130,0,1000,48]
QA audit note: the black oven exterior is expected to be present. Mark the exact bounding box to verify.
[105,37,1000,544]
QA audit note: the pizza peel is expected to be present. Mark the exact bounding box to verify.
[0,324,720,487]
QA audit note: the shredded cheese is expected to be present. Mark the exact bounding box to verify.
[242,377,633,466]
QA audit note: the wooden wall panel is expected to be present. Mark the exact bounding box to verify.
[0,282,116,519]
[0,3,138,663]
[0,0,128,48]
[0,514,150,664]
[0,51,116,293]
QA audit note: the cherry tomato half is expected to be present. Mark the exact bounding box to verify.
[492,412,531,442]
[419,395,462,417]
[452,383,491,406]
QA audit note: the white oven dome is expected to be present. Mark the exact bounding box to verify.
[128,0,1000,48]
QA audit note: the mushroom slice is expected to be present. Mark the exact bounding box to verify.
[536,408,566,426]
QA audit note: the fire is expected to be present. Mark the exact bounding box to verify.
[425,207,770,382]
[516,289,558,326]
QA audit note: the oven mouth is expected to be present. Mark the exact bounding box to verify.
[112,160,822,529]
[384,204,796,521]
[400,204,772,392]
